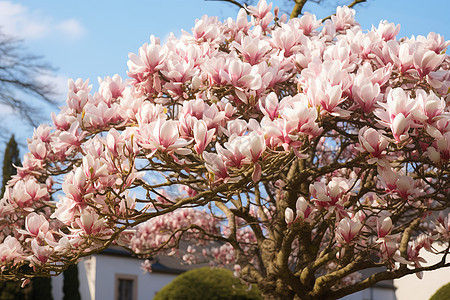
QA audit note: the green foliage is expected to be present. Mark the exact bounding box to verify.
[63,264,81,300]
[0,280,29,300]
[31,277,52,300]
[430,282,450,300]
[154,267,262,300]
[1,135,21,196]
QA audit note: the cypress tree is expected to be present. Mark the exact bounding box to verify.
[1,134,21,196]
[63,264,81,300]
[31,277,53,300]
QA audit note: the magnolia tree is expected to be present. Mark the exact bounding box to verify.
[1,1,449,299]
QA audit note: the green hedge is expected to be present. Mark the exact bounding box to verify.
[154,267,262,300]
[430,282,450,300]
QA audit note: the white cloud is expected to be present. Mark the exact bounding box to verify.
[57,19,85,39]
[0,1,85,40]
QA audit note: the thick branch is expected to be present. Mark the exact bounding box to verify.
[290,0,307,19]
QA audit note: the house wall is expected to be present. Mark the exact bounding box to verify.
[93,254,176,300]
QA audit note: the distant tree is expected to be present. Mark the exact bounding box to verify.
[30,277,52,300]
[1,135,21,195]
[63,264,81,300]
[0,30,56,137]
[154,267,262,300]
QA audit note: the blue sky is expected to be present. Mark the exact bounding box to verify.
[1,0,449,145]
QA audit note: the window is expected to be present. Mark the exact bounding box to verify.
[115,274,138,300]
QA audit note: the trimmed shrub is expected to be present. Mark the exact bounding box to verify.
[430,282,450,300]
[154,267,262,300]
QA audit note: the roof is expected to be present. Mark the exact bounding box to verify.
[99,245,209,274]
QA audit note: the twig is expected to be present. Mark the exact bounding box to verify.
[205,0,246,10]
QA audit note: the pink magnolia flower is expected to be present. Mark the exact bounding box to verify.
[98,74,127,101]
[280,94,322,139]
[295,12,321,36]
[136,102,165,126]
[220,119,248,137]
[240,132,266,163]
[355,126,390,162]
[285,207,294,225]
[336,217,363,245]
[219,58,262,92]
[306,79,348,117]
[234,8,250,32]
[82,101,122,129]
[68,78,92,94]
[0,236,26,263]
[351,78,382,113]
[416,90,446,123]
[310,178,353,219]
[331,6,358,32]
[271,23,303,57]
[191,15,221,43]
[56,121,85,154]
[28,139,47,161]
[375,88,426,143]
[374,20,400,41]
[377,216,392,238]
[194,120,215,154]
[388,41,415,74]
[22,213,49,238]
[376,235,399,262]
[10,180,47,209]
[128,42,167,75]
[75,210,107,236]
[377,165,422,200]
[259,92,281,120]
[179,99,225,137]
[67,89,91,114]
[295,196,315,223]
[233,35,272,65]
[30,239,52,265]
[420,32,450,54]
[203,152,230,183]
[138,119,192,156]
[246,0,272,20]
[413,49,445,78]
[434,212,450,241]
[81,154,108,181]
[216,139,247,169]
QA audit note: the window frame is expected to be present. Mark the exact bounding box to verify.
[115,273,138,300]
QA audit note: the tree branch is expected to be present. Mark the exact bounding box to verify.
[205,0,246,10]
[290,0,308,19]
